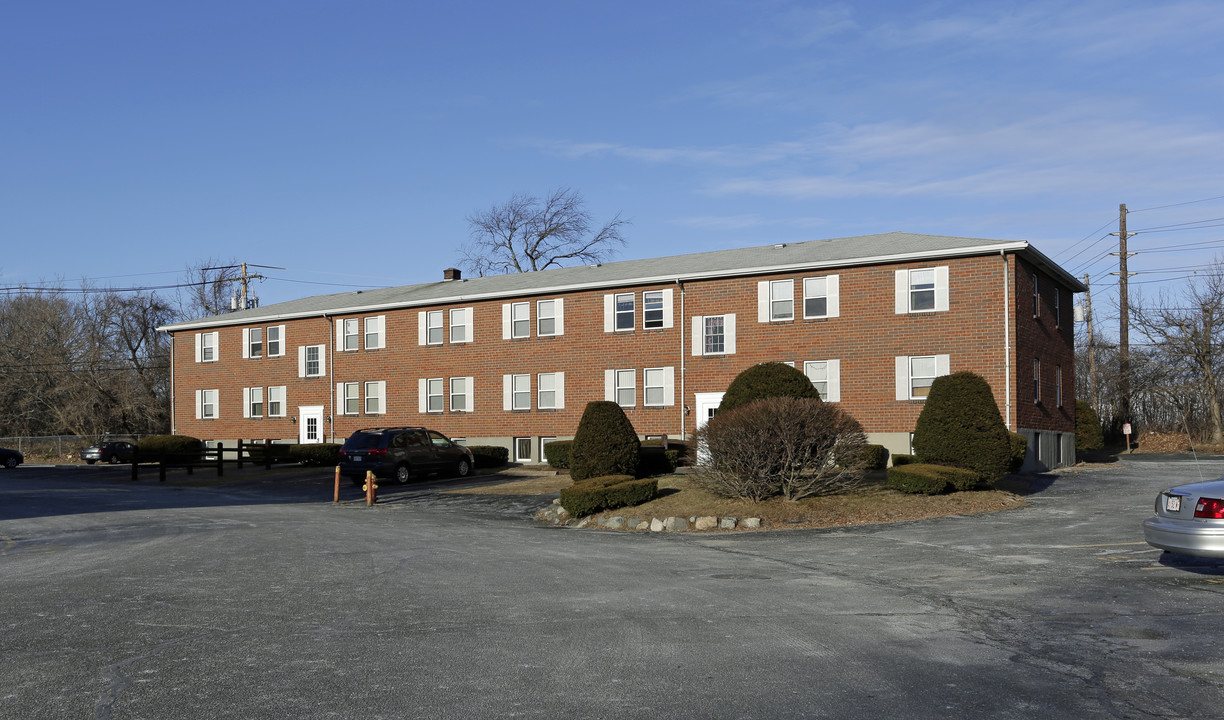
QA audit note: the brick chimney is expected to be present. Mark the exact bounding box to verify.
[443,268,462,282]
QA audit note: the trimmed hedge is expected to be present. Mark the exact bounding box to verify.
[558,475,659,517]
[570,401,640,481]
[912,371,1011,488]
[544,440,572,469]
[468,445,509,468]
[637,445,679,477]
[136,435,204,463]
[718,362,821,414]
[289,443,340,466]
[860,444,889,470]
[887,463,979,495]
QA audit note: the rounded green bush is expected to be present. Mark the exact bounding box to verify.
[569,401,640,481]
[718,362,821,414]
[912,371,1011,488]
[1076,400,1104,452]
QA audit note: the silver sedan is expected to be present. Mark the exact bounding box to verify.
[1143,478,1224,558]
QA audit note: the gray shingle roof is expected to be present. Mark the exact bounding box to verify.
[159,231,1083,332]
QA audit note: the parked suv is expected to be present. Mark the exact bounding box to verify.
[338,427,474,486]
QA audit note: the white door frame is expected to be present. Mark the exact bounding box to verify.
[298,405,325,444]
[693,392,724,463]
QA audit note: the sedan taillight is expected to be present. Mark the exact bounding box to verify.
[1193,497,1224,519]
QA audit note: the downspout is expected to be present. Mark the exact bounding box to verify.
[168,333,176,435]
[325,313,335,442]
[676,279,686,440]
[1002,251,1012,430]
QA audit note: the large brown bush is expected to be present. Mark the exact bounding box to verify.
[697,396,869,501]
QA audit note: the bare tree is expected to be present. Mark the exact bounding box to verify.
[175,258,243,319]
[1131,264,1224,445]
[459,188,628,276]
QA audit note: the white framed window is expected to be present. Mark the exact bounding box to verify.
[1056,364,1063,407]
[339,318,360,351]
[338,382,359,415]
[500,302,531,339]
[895,267,949,313]
[514,437,533,463]
[643,367,675,407]
[537,299,564,336]
[615,293,634,331]
[540,437,557,461]
[605,368,636,407]
[538,372,565,409]
[803,276,840,319]
[365,316,385,350]
[425,310,444,345]
[1033,358,1041,403]
[298,345,326,377]
[803,360,842,402]
[267,386,286,417]
[195,389,219,420]
[195,332,219,363]
[243,327,263,359]
[243,387,264,418]
[364,381,385,415]
[1032,273,1040,316]
[267,326,284,357]
[758,279,794,322]
[419,378,444,413]
[691,314,736,356]
[503,373,531,411]
[450,376,473,412]
[895,354,950,400]
[641,291,661,330]
[450,308,472,343]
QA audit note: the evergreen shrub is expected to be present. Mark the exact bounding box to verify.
[468,445,509,468]
[559,475,659,517]
[860,444,889,470]
[637,445,677,477]
[718,362,821,414]
[136,435,204,463]
[569,401,640,481]
[886,463,979,495]
[912,371,1011,488]
[891,454,917,466]
[544,440,572,469]
[1076,401,1104,452]
[1008,432,1028,472]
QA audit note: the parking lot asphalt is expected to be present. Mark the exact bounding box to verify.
[1,456,1221,719]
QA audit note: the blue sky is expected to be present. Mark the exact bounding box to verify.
[4,1,1223,324]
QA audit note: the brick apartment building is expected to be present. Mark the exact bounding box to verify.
[159,232,1084,471]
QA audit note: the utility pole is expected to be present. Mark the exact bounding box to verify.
[1111,203,1135,427]
[1082,273,1097,412]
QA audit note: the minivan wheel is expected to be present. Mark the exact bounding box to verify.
[455,459,471,478]
[395,464,412,484]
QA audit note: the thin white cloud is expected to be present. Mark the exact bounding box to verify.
[669,214,828,231]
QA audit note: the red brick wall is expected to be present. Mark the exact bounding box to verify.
[169,251,1077,445]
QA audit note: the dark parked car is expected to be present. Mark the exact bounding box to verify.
[0,447,23,468]
[338,427,474,486]
[81,441,137,465]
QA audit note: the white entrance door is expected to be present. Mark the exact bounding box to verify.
[693,392,724,463]
[299,406,325,444]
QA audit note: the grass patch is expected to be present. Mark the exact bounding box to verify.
[445,475,573,496]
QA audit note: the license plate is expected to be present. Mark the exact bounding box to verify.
[353,456,363,462]
[1165,495,1181,512]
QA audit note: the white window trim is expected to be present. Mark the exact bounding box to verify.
[605,293,638,332]
[502,302,531,339]
[338,382,360,416]
[537,299,564,336]
[267,386,286,417]
[267,325,285,357]
[365,316,386,350]
[297,345,326,378]
[364,381,386,415]
[642,289,673,330]
[242,386,264,418]
[802,275,840,319]
[449,307,474,344]
[242,327,263,359]
[503,373,532,411]
[691,314,737,356]
[757,279,795,322]
[336,318,360,352]
[419,310,445,346]
[606,368,636,407]
[894,354,950,401]
[419,378,445,413]
[194,332,219,363]
[195,389,219,420]
[803,360,841,402]
[894,267,949,314]
[643,366,675,407]
[537,371,565,410]
[449,376,474,412]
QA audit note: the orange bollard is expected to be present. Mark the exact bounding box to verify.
[364,470,377,506]
[334,466,341,503]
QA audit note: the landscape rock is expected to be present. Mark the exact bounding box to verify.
[603,516,626,529]
[741,518,762,529]
[663,516,689,531]
[650,518,665,532]
[694,516,718,531]
[720,517,737,530]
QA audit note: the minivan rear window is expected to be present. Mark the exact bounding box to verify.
[342,432,385,450]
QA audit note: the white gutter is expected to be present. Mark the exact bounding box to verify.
[676,279,686,440]
[1002,250,1012,430]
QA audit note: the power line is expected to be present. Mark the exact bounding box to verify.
[1130,194,1224,213]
